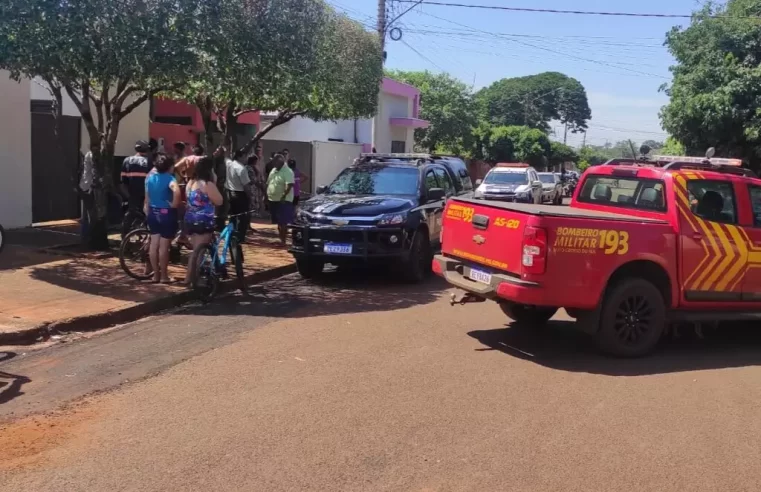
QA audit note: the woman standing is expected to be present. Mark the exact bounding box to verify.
[144,155,181,284]
[184,157,224,284]
[246,155,265,218]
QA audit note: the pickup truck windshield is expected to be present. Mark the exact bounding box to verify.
[483,172,527,185]
[578,176,666,212]
[327,166,419,195]
[538,174,556,184]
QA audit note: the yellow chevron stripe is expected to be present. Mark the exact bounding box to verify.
[715,225,746,291]
[701,222,735,290]
[673,180,713,287]
[689,214,723,290]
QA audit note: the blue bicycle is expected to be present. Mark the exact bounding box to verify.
[190,212,248,302]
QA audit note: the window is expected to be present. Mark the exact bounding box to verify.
[434,167,455,196]
[327,166,419,196]
[538,173,556,184]
[391,140,406,153]
[686,180,736,224]
[578,176,667,212]
[749,185,761,227]
[424,170,439,192]
[483,171,527,185]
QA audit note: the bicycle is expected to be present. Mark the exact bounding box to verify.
[119,215,188,281]
[190,211,249,302]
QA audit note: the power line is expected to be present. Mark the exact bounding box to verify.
[396,0,756,19]
[400,39,446,71]
[413,10,671,79]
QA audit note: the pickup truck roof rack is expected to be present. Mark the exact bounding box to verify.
[359,152,457,160]
[661,161,757,178]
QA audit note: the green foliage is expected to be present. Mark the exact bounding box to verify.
[476,72,591,133]
[659,136,687,155]
[660,0,761,165]
[178,0,383,153]
[482,126,551,169]
[385,70,477,153]
[549,142,579,166]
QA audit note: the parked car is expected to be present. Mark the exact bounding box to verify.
[359,153,474,195]
[436,150,761,357]
[290,154,462,282]
[473,163,543,204]
[538,172,563,205]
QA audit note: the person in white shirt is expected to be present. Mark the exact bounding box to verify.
[225,149,252,241]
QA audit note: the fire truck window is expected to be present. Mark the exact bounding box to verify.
[687,180,736,224]
[748,185,761,226]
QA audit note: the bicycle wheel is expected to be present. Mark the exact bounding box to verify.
[230,237,246,292]
[119,228,153,280]
[191,242,219,302]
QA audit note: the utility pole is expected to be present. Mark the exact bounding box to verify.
[371,0,386,152]
[563,122,568,145]
[582,130,587,147]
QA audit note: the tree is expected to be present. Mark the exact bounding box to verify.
[237,5,383,154]
[660,0,761,166]
[549,142,579,168]
[0,0,199,248]
[483,126,551,168]
[384,70,476,153]
[660,136,687,155]
[476,72,591,134]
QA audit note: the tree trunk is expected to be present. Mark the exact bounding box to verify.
[224,102,238,153]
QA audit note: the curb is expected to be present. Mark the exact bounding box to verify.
[0,263,298,346]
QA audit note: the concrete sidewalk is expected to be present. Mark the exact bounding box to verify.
[0,225,295,345]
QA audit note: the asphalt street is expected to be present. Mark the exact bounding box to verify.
[2,270,761,491]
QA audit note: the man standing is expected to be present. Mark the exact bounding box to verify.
[120,140,153,238]
[225,149,252,241]
[266,154,294,246]
[79,144,97,242]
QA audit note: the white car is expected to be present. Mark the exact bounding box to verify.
[474,166,543,204]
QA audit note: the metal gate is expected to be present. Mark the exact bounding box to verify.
[31,110,81,223]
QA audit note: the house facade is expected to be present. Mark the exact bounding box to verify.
[260,77,429,153]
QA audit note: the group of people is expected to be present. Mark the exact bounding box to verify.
[116,139,302,285]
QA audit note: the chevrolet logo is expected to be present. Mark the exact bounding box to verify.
[332,219,349,226]
[473,235,486,245]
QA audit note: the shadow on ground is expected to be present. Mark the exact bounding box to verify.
[0,352,31,405]
[190,268,448,319]
[468,320,761,376]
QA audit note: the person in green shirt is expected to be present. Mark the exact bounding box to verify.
[266,154,294,246]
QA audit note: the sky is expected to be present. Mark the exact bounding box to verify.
[327,0,710,148]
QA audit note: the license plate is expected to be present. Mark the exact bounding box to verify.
[469,268,492,284]
[324,243,353,254]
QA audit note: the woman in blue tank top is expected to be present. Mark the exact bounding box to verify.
[144,155,181,283]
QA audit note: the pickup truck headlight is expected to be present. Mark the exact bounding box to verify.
[294,210,311,224]
[377,212,407,226]
[516,191,528,198]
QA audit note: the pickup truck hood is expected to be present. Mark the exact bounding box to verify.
[301,194,416,217]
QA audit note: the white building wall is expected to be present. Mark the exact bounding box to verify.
[311,141,363,194]
[0,73,32,229]
[262,116,361,144]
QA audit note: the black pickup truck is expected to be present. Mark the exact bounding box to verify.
[289,153,473,282]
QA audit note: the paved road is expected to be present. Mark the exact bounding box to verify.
[3,271,761,491]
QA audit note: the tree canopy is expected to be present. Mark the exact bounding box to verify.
[476,72,591,134]
[384,70,476,153]
[179,0,383,154]
[481,126,551,168]
[660,0,761,166]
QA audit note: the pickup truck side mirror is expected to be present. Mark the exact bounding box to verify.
[316,185,328,194]
[427,188,445,203]
[475,179,483,186]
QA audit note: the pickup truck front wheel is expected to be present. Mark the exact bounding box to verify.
[296,258,325,279]
[596,278,665,357]
[402,231,432,283]
[500,302,558,326]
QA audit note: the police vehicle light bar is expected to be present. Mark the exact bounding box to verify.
[495,162,529,168]
[653,155,742,166]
